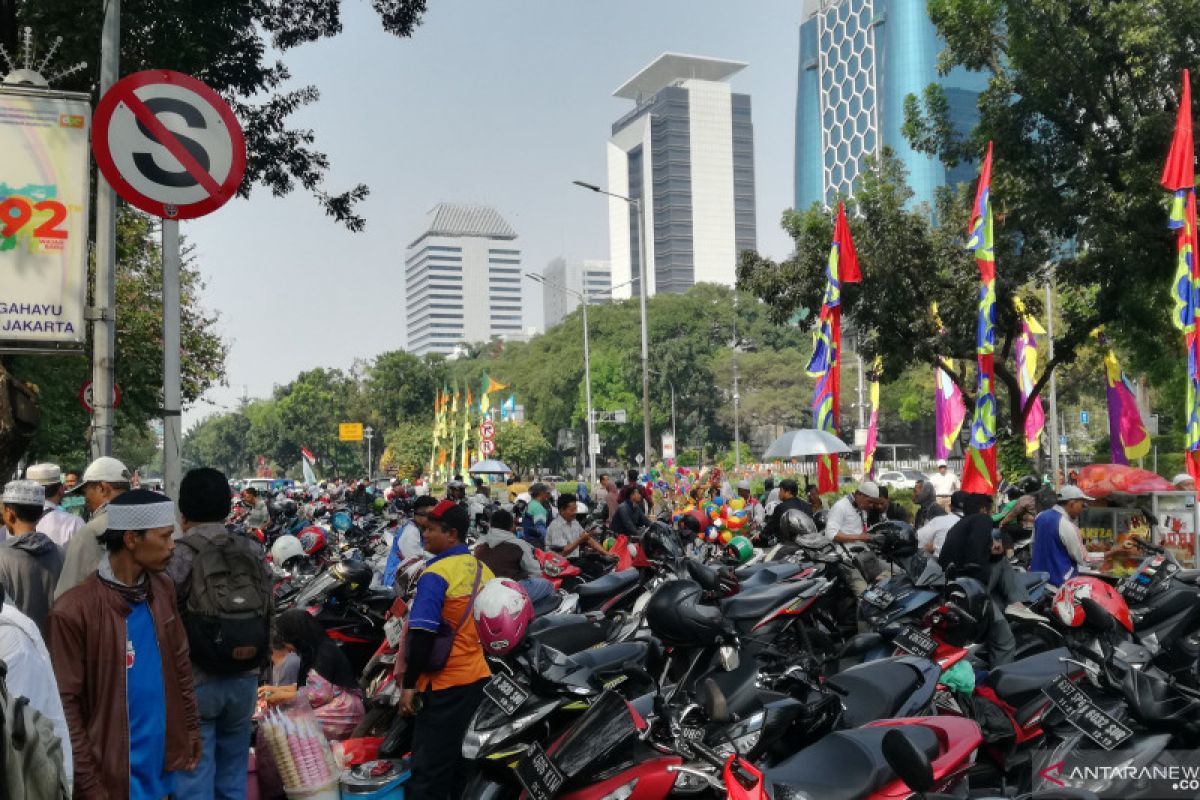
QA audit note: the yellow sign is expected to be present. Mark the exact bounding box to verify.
[338,422,364,442]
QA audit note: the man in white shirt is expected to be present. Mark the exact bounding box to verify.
[928,460,960,512]
[27,463,82,548]
[917,490,966,557]
[824,482,880,595]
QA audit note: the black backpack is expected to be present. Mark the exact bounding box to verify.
[179,532,270,674]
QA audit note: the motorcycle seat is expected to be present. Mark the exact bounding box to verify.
[737,563,803,589]
[569,641,649,675]
[764,724,938,800]
[532,593,566,616]
[574,568,639,600]
[986,647,1072,706]
[527,613,610,655]
[826,660,923,727]
[720,581,814,621]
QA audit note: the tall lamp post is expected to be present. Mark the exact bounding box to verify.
[528,272,596,486]
[573,179,652,464]
[364,425,374,480]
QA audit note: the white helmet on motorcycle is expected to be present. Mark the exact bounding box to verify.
[270,534,306,567]
[473,578,534,656]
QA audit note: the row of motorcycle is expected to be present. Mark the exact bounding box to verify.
[250,498,1200,799]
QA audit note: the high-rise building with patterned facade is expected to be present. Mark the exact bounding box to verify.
[794,0,987,211]
[405,203,523,356]
[607,53,756,299]
[542,257,613,330]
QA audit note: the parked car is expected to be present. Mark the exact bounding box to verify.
[876,469,929,490]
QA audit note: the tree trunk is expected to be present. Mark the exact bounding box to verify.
[0,361,40,480]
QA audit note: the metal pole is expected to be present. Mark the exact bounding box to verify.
[856,347,866,428]
[161,219,182,499]
[733,293,741,473]
[582,292,596,486]
[671,383,676,443]
[633,197,652,463]
[90,0,120,458]
[1046,280,1061,488]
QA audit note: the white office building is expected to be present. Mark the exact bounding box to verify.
[607,52,757,299]
[405,203,523,356]
[542,257,613,329]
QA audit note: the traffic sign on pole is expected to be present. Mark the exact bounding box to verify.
[339,423,364,442]
[92,70,246,220]
[480,420,496,439]
[480,439,496,456]
[79,380,121,414]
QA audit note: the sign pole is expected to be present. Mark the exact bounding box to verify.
[90,0,120,458]
[162,218,182,498]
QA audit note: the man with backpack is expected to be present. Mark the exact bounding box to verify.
[168,468,272,799]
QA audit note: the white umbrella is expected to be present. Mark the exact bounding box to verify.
[468,459,512,474]
[762,429,852,460]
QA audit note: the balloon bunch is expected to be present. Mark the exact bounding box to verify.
[698,495,749,544]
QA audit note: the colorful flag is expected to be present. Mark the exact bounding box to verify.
[931,303,966,460]
[1163,69,1200,483]
[862,357,882,479]
[806,202,861,492]
[1095,330,1151,464]
[961,142,1000,494]
[1013,298,1046,457]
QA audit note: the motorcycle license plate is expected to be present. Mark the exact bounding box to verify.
[893,626,939,660]
[515,741,565,800]
[1041,674,1133,750]
[483,672,530,716]
[863,587,895,609]
[383,616,404,648]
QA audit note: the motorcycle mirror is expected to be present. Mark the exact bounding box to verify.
[837,632,884,659]
[881,728,933,793]
[701,678,732,723]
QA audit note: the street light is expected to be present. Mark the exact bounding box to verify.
[528,271,596,486]
[573,179,652,464]
[364,425,374,480]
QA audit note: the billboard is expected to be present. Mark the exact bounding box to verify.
[0,85,91,351]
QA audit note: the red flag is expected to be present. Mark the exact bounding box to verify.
[833,202,861,283]
[1163,69,1194,191]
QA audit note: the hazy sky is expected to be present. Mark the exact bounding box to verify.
[182,1,804,428]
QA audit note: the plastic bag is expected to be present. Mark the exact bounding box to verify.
[939,659,976,693]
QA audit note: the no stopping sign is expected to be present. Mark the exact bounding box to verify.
[92,70,246,219]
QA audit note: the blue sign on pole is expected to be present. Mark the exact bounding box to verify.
[1080,410,1090,426]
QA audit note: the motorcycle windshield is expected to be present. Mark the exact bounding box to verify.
[292,570,341,607]
[545,690,638,778]
[527,642,594,693]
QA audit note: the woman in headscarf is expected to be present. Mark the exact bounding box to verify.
[258,609,364,739]
[912,479,944,529]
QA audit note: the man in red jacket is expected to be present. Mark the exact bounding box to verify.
[48,489,201,799]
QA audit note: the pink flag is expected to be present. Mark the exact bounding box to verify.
[934,365,966,460]
[1014,315,1045,457]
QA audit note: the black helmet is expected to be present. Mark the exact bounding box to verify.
[642,521,684,562]
[332,559,373,596]
[779,508,818,543]
[877,521,918,559]
[1016,475,1041,495]
[279,498,299,517]
[645,580,731,648]
[937,576,990,647]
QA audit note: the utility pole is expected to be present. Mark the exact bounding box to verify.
[162,220,181,498]
[634,197,652,464]
[856,332,866,428]
[1046,280,1061,487]
[733,294,741,473]
[90,0,120,458]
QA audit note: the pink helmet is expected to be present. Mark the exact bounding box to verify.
[473,578,534,655]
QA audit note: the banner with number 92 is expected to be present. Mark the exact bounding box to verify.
[0,86,91,350]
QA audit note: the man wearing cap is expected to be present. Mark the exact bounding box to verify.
[27,462,84,548]
[0,480,64,634]
[54,456,131,599]
[48,489,201,799]
[399,499,493,799]
[761,478,812,545]
[1032,486,1093,588]
[1173,473,1196,492]
[929,460,960,512]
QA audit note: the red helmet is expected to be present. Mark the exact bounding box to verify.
[297,525,327,556]
[1052,576,1134,633]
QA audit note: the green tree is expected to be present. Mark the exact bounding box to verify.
[362,350,441,431]
[380,420,433,481]
[183,412,252,475]
[492,422,550,478]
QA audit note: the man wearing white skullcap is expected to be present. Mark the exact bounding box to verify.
[48,489,200,798]
[26,463,83,548]
[0,480,64,634]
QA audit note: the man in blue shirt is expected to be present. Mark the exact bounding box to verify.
[1032,485,1092,587]
[382,495,437,588]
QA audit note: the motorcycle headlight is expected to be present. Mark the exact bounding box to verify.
[461,698,559,760]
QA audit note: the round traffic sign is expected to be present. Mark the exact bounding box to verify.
[480,439,496,456]
[92,70,246,220]
[79,380,121,414]
[480,420,496,439]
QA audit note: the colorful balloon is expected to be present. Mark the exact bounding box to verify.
[719,530,734,544]
[729,498,746,511]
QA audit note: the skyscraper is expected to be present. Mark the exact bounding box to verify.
[542,257,613,330]
[794,0,987,211]
[607,52,756,299]
[405,203,523,356]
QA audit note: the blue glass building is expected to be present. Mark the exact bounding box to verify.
[794,0,987,212]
